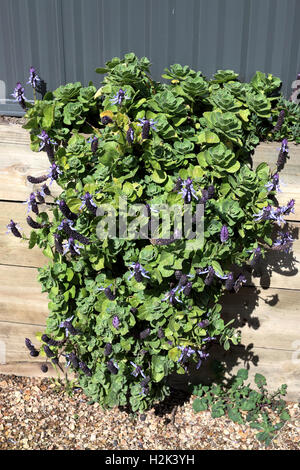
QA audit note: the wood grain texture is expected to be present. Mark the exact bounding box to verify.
[0,265,49,325]
[0,124,61,201]
[221,286,300,350]
[0,202,49,267]
[168,345,300,402]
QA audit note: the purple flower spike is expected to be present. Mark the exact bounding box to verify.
[107,360,119,375]
[196,350,210,369]
[58,200,78,221]
[249,246,261,267]
[37,130,57,163]
[27,66,41,89]
[265,173,281,193]
[162,287,182,306]
[59,315,81,337]
[128,262,150,282]
[47,163,62,184]
[126,126,134,144]
[140,376,150,395]
[225,272,235,291]
[130,361,146,378]
[137,118,157,139]
[273,110,285,132]
[177,346,196,369]
[220,225,229,243]
[179,177,198,203]
[110,88,130,106]
[281,199,295,216]
[233,274,247,293]
[62,237,82,256]
[6,220,22,238]
[87,136,99,154]
[112,315,120,329]
[273,231,294,253]
[80,192,97,216]
[277,139,289,169]
[11,82,27,110]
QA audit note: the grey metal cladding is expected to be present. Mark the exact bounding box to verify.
[1,0,299,115]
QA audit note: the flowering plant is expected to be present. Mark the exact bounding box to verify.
[11,55,295,412]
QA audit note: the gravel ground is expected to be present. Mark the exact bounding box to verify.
[0,374,299,451]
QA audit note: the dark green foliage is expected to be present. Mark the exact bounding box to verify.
[16,53,294,412]
[192,368,291,446]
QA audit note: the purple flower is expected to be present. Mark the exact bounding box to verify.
[80,192,97,216]
[110,88,129,106]
[249,246,261,266]
[140,328,150,340]
[47,163,62,184]
[104,343,112,356]
[233,274,247,293]
[281,199,295,216]
[196,350,210,369]
[220,225,229,243]
[98,284,116,301]
[87,136,99,154]
[174,177,183,192]
[79,361,92,377]
[37,130,57,152]
[197,319,210,328]
[27,174,49,184]
[140,376,150,395]
[273,110,285,132]
[40,184,51,197]
[26,215,43,229]
[207,185,215,199]
[126,126,134,144]
[6,220,22,238]
[137,118,157,139]
[112,315,120,329]
[179,177,199,203]
[273,231,294,253]
[62,237,82,256]
[130,361,146,378]
[58,219,90,245]
[265,173,281,193]
[177,346,196,370]
[54,233,64,254]
[11,82,27,110]
[27,66,41,89]
[128,262,150,282]
[64,352,79,369]
[107,360,119,375]
[253,205,285,224]
[225,272,235,291]
[277,139,289,169]
[162,287,182,305]
[24,192,39,215]
[58,200,78,221]
[59,316,81,337]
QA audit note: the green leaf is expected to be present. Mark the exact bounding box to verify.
[29,231,37,249]
[42,103,55,129]
[43,245,53,259]
[237,368,249,381]
[254,373,267,387]
[193,398,208,412]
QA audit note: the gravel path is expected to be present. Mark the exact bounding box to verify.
[0,374,299,450]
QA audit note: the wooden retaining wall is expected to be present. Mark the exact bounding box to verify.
[0,123,299,401]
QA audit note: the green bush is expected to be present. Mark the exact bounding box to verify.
[11,54,295,412]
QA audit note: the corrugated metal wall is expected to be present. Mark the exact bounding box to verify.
[1,0,300,115]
